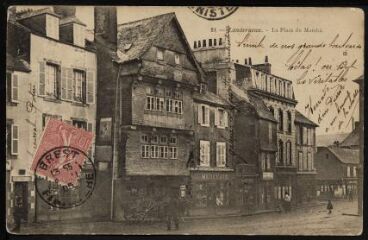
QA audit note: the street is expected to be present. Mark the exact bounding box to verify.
[16,199,362,235]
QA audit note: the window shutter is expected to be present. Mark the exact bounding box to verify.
[86,70,94,104]
[215,108,219,126]
[87,122,93,132]
[11,124,19,155]
[7,73,11,102]
[11,74,19,102]
[197,104,202,124]
[205,106,210,126]
[39,62,45,95]
[67,68,73,100]
[56,67,61,98]
[224,111,229,127]
[216,143,220,166]
[61,67,67,99]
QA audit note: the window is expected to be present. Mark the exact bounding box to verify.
[353,166,357,177]
[198,104,210,126]
[159,146,168,158]
[169,136,177,145]
[7,73,19,103]
[287,111,292,133]
[296,125,303,145]
[174,53,181,65]
[216,108,228,128]
[166,98,173,112]
[45,63,59,97]
[156,48,164,61]
[286,141,292,165]
[347,166,351,177]
[302,127,308,145]
[174,100,183,114]
[278,109,283,131]
[146,96,155,110]
[42,114,62,129]
[278,140,283,164]
[160,136,167,144]
[150,145,159,158]
[298,152,303,171]
[141,134,149,143]
[73,70,86,102]
[169,147,177,159]
[72,120,87,130]
[307,152,313,170]
[200,140,210,166]
[142,145,150,158]
[216,142,226,167]
[7,123,19,155]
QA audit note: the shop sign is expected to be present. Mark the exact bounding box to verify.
[262,172,274,180]
[193,172,231,181]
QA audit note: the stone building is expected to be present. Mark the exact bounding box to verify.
[294,110,318,203]
[189,81,234,215]
[315,146,359,199]
[6,6,97,223]
[94,9,205,220]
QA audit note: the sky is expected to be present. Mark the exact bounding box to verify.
[16,6,364,135]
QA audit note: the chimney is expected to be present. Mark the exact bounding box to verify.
[248,57,252,65]
[244,58,248,65]
[94,6,117,45]
[53,6,76,17]
[265,55,269,63]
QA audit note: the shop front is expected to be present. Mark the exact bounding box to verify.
[189,170,235,216]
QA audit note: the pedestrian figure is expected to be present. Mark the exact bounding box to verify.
[284,192,291,213]
[12,196,23,232]
[166,195,179,230]
[327,200,333,214]
[348,189,353,201]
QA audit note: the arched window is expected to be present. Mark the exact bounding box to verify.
[287,111,292,133]
[278,109,283,131]
[286,141,292,165]
[278,140,284,165]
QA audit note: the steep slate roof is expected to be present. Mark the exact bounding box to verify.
[60,16,86,26]
[16,7,61,20]
[316,133,349,147]
[328,146,360,164]
[193,91,231,107]
[248,95,277,122]
[295,110,319,127]
[116,12,205,81]
[6,53,31,72]
[340,126,360,147]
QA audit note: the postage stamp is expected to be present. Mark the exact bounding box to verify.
[31,119,94,185]
[34,146,96,209]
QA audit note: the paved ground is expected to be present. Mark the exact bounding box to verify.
[14,199,362,235]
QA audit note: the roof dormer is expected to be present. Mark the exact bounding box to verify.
[59,18,86,47]
[16,8,60,40]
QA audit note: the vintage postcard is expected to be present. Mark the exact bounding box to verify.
[6,6,364,235]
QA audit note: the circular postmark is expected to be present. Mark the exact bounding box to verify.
[34,146,96,209]
[188,6,239,21]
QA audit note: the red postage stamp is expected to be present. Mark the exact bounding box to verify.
[31,119,94,186]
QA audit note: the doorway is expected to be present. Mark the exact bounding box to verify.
[14,182,28,222]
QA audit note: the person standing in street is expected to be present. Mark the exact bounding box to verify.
[284,192,291,213]
[327,200,333,214]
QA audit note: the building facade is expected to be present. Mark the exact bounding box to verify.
[6,6,97,224]
[94,9,205,220]
[294,111,318,203]
[315,146,359,199]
